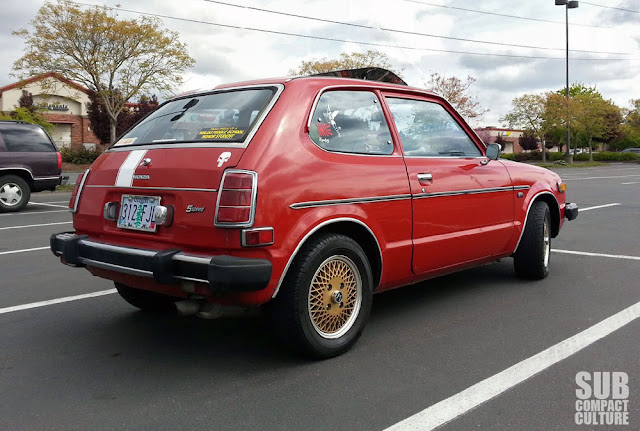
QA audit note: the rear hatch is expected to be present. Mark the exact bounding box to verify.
[72,85,282,251]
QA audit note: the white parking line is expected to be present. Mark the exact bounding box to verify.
[0,246,50,256]
[30,200,70,204]
[579,203,621,212]
[564,174,640,181]
[0,289,117,315]
[553,249,640,261]
[621,182,639,185]
[385,300,640,431]
[0,209,69,217]
[0,221,72,231]
[28,202,68,208]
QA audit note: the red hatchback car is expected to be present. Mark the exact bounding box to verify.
[52,68,578,357]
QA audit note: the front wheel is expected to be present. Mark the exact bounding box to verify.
[269,233,373,358]
[514,200,551,279]
[0,175,30,212]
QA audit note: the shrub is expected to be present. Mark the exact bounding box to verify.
[60,146,102,164]
[573,151,639,162]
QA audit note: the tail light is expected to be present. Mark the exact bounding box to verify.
[56,152,62,170]
[69,169,90,213]
[215,170,257,227]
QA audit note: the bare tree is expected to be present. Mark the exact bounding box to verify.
[425,73,488,122]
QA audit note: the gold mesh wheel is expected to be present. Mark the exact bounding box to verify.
[308,255,362,339]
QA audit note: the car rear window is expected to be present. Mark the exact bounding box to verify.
[115,87,277,147]
[0,124,56,152]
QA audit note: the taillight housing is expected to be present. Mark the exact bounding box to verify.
[68,169,90,213]
[56,152,62,170]
[215,169,258,227]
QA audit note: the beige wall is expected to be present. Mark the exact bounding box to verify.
[0,77,89,115]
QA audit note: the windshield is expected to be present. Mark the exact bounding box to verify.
[114,87,277,147]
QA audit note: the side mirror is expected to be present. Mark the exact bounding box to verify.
[486,143,501,161]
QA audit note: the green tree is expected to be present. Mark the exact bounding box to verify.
[13,0,195,144]
[289,50,398,76]
[425,73,488,122]
[543,92,581,155]
[501,93,552,162]
[0,107,54,133]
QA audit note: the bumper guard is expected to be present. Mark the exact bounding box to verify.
[50,232,272,292]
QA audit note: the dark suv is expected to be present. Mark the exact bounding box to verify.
[0,120,64,212]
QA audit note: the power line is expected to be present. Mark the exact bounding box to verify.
[203,0,632,56]
[581,1,640,14]
[401,0,612,29]
[71,2,638,61]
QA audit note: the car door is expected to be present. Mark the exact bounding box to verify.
[383,94,515,274]
[0,123,59,178]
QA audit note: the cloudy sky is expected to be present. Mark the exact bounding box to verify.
[1,0,638,125]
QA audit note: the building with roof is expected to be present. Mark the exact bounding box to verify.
[0,73,100,149]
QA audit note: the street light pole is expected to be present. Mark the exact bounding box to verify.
[556,0,579,163]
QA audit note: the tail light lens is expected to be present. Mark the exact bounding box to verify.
[56,152,62,170]
[69,169,90,213]
[215,170,257,227]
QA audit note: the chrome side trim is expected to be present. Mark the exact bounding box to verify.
[512,191,560,253]
[33,176,61,181]
[290,194,412,210]
[0,167,34,179]
[513,185,531,191]
[108,84,284,152]
[272,217,382,299]
[413,186,523,199]
[71,169,90,214]
[81,258,154,278]
[85,185,218,193]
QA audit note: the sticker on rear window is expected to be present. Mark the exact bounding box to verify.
[115,137,137,146]
[197,127,246,141]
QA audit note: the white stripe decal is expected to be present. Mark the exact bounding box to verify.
[115,150,147,187]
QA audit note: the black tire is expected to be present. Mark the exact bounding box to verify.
[0,175,30,212]
[268,233,373,359]
[514,200,551,280]
[115,282,180,312]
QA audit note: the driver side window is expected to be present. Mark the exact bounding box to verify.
[386,97,481,157]
[309,91,394,155]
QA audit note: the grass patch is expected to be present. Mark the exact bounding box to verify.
[55,184,75,192]
[535,161,607,169]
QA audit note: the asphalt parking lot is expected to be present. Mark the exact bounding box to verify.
[1,163,639,431]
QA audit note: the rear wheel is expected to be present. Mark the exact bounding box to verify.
[0,175,30,212]
[269,233,373,358]
[514,200,551,279]
[115,282,180,312]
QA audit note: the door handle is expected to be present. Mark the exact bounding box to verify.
[417,173,433,181]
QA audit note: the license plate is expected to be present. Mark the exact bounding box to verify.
[117,195,161,232]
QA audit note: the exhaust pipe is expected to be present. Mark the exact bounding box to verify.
[173,300,202,316]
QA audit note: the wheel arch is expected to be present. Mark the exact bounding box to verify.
[513,191,561,254]
[0,167,34,187]
[272,218,383,299]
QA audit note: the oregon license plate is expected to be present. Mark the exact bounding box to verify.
[117,195,161,232]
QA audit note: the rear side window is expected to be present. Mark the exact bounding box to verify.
[309,91,394,155]
[386,98,481,157]
[115,87,277,147]
[0,124,56,152]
